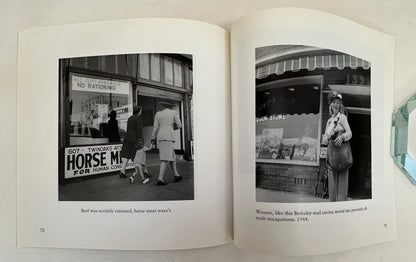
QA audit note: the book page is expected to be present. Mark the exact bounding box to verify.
[18,18,232,250]
[231,8,396,255]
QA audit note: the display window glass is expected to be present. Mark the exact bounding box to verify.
[150,54,161,82]
[164,56,174,85]
[256,83,322,166]
[115,54,129,76]
[173,60,183,87]
[68,73,133,145]
[139,54,150,79]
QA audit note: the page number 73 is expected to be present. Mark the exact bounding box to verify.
[40,227,45,233]
[384,224,388,228]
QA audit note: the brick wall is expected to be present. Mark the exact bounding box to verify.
[256,162,324,195]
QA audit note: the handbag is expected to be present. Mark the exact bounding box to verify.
[326,115,353,171]
[327,139,353,171]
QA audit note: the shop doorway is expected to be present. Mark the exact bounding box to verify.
[138,95,184,152]
[348,112,371,199]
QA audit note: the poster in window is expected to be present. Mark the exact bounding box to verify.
[256,128,283,159]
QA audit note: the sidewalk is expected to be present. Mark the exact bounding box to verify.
[256,187,363,203]
[59,154,194,201]
[256,187,329,203]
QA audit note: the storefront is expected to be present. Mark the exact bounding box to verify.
[255,45,371,199]
[59,54,193,184]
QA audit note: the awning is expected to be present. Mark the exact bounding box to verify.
[256,54,371,79]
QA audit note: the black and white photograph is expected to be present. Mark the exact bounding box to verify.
[255,45,372,202]
[58,53,194,201]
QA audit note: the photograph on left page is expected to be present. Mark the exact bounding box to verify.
[58,53,194,201]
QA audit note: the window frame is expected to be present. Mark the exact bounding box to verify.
[255,75,323,166]
[66,70,134,146]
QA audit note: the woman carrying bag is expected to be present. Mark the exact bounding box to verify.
[321,91,353,202]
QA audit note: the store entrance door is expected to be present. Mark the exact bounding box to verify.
[138,95,183,152]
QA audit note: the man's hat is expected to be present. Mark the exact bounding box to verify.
[159,101,176,108]
[108,110,117,117]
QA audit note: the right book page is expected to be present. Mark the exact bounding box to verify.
[231,8,397,255]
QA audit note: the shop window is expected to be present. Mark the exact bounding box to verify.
[164,56,174,85]
[184,66,190,89]
[86,56,99,71]
[103,55,116,74]
[150,54,161,82]
[70,57,88,68]
[127,55,137,77]
[188,66,193,87]
[256,83,321,166]
[69,73,133,145]
[139,54,150,79]
[99,56,106,71]
[115,55,129,76]
[173,60,183,87]
[185,64,193,90]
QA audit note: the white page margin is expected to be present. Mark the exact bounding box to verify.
[231,8,396,255]
[17,18,232,250]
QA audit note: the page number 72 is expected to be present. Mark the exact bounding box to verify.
[40,227,45,233]
[384,224,388,228]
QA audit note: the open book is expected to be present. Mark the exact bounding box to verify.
[17,8,396,255]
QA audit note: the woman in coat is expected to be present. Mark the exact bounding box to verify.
[151,101,182,185]
[119,105,150,184]
[321,91,352,201]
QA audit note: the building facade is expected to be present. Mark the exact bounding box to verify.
[255,45,371,200]
[59,54,193,184]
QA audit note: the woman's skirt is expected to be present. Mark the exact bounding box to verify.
[158,141,175,161]
[120,141,137,161]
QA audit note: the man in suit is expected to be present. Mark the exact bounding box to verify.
[151,101,182,185]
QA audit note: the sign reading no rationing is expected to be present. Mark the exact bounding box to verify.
[71,75,130,95]
[64,144,134,178]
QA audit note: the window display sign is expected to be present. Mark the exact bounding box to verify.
[64,144,134,178]
[256,128,283,159]
[72,75,130,95]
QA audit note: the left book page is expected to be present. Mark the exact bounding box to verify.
[17,18,232,250]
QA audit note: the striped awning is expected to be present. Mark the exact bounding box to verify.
[256,54,371,79]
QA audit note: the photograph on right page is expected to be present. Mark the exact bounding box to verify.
[255,45,371,203]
